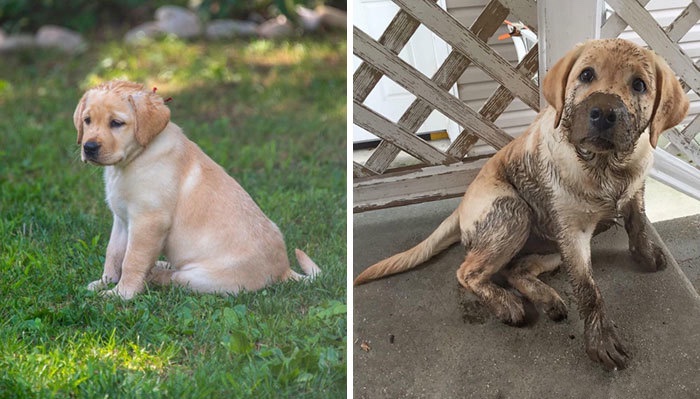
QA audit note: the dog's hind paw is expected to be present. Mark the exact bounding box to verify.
[154,260,171,269]
[493,298,527,327]
[545,298,568,322]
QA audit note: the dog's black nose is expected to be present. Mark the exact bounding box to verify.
[589,107,617,131]
[83,141,100,158]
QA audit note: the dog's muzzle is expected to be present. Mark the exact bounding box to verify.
[83,141,101,161]
[569,92,634,155]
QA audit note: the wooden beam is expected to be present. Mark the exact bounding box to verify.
[448,44,540,158]
[665,127,700,166]
[354,100,458,165]
[666,2,700,43]
[363,0,510,174]
[600,0,651,39]
[354,159,489,212]
[607,0,700,94]
[681,114,700,141]
[353,161,378,178]
[353,27,513,149]
[392,0,540,111]
[353,9,425,103]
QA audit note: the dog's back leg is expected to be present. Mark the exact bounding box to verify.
[506,253,567,321]
[148,262,248,295]
[147,260,174,286]
[457,196,532,326]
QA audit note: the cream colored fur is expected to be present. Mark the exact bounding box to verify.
[74,80,320,300]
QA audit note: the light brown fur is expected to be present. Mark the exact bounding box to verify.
[74,80,320,300]
[354,39,688,370]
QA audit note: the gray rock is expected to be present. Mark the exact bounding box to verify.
[257,15,294,39]
[296,6,322,32]
[317,5,346,29]
[36,25,86,53]
[0,34,36,52]
[124,21,164,44]
[205,19,258,39]
[155,5,201,38]
[248,12,266,24]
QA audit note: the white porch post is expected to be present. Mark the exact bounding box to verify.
[537,0,604,107]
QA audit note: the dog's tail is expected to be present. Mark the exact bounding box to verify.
[287,248,321,281]
[354,209,461,285]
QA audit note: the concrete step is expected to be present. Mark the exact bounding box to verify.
[653,214,700,295]
[353,198,700,398]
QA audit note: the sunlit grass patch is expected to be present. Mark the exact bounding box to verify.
[0,329,176,396]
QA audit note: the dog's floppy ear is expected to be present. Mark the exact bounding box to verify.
[127,90,171,147]
[73,91,89,145]
[542,43,586,129]
[648,56,688,148]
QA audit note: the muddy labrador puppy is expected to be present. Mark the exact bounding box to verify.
[354,39,688,370]
[74,80,320,300]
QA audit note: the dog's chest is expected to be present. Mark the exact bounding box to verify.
[104,168,129,218]
[515,156,644,238]
[554,168,641,221]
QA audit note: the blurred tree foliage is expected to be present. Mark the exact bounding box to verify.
[0,0,345,34]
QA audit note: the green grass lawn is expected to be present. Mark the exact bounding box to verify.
[0,33,346,398]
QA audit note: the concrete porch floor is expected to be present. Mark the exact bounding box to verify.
[353,183,700,398]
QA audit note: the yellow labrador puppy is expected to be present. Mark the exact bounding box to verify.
[74,80,320,300]
[354,39,689,370]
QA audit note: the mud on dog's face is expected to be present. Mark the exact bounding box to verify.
[73,81,170,165]
[543,39,688,155]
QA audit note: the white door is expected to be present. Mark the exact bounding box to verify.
[353,0,460,143]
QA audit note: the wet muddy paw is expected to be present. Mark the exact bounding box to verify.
[584,317,629,371]
[494,299,526,327]
[649,244,667,271]
[545,298,568,322]
[632,242,667,272]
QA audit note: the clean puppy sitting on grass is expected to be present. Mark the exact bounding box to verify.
[74,80,320,300]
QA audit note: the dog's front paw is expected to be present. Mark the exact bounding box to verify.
[100,284,139,300]
[632,242,667,272]
[584,316,629,371]
[87,279,109,292]
[648,243,667,271]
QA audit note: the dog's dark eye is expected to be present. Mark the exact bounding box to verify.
[579,68,595,83]
[110,120,125,128]
[632,78,647,93]
[84,117,91,125]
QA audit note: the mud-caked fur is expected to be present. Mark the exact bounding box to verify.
[354,39,689,371]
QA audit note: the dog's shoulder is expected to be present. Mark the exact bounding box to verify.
[106,123,189,211]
